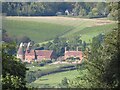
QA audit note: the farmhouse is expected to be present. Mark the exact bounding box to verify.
[64,47,83,60]
[57,47,83,62]
[35,50,54,61]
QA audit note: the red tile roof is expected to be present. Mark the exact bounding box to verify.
[35,50,53,59]
[25,50,35,56]
[65,51,83,60]
[25,50,35,61]
[65,51,82,56]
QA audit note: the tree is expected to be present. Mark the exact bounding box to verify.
[79,8,87,16]
[72,2,80,16]
[92,8,99,17]
[82,41,87,51]
[96,2,106,17]
[2,29,14,43]
[2,42,27,89]
[16,36,31,43]
[68,27,119,88]
[59,77,69,88]
[107,2,119,20]
[101,28,119,88]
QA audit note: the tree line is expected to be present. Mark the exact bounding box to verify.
[2,2,118,20]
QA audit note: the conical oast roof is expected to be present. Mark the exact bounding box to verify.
[26,42,31,51]
[17,42,24,55]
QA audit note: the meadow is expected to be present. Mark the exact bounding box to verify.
[75,23,117,42]
[28,69,79,88]
[26,63,78,88]
[3,16,116,43]
[3,19,73,43]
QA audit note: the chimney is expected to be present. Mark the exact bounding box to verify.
[76,47,78,51]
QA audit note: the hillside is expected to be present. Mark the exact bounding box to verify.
[3,16,116,43]
[74,23,117,42]
[3,18,73,43]
[29,70,79,88]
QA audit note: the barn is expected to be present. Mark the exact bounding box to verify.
[16,42,55,63]
[25,50,35,63]
[24,42,35,62]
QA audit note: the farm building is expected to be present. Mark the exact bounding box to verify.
[57,47,83,62]
[64,47,83,60]
[24,42,35,62]
[17,42,83,63]
[17,42,55,63]
[35,50,54,61]
[17,42,24,61]
[25,50,35,63]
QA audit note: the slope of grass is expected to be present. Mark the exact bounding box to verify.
[28,70,79,88]
[3,17,116,43]
[3,19,73,43]
[79,23,117,42]
[67,23,117,43]
[26,63,77,85]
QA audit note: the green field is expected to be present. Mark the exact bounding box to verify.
[26,63,78,88]
[75,23,117,42]
[3,19,73,43]
[3,16,116,43]
[28,70,79,88]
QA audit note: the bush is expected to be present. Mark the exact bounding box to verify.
[46,60,52,64]
[32,62,39,66]
[39,61,46,66]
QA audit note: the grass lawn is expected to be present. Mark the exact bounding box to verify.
[29,70,79,88]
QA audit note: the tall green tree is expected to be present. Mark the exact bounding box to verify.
[107,2,119,20]
[68,27,119,88]
[2,30,28,89]
[2,42,27,89]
